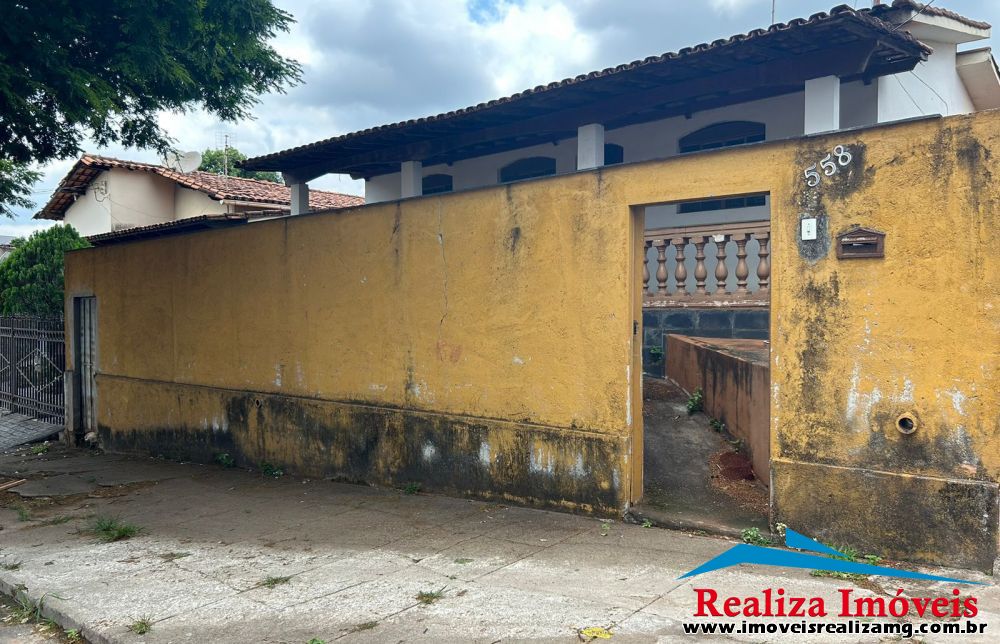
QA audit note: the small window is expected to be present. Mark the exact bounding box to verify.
[499,156,556,183]
[604,143,624,165]
[423,174,453,195]
[679,121,765,154]
[677,194,766,214]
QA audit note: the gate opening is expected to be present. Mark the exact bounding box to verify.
[633,194,771,536]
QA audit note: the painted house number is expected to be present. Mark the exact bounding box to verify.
[803,145,853,187]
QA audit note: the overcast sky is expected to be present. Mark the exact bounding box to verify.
[6,0,997,236]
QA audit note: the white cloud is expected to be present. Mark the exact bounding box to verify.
[7,0,996,223]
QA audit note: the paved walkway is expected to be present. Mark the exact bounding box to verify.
[0,410,61,450]
[0,445,997,643]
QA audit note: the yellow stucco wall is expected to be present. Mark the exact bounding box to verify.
[66,111,999,564]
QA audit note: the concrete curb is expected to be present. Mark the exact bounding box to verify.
[0,574,116,644]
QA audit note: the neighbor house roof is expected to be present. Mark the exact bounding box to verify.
[85,214,251,245]
[872,0,991,31]
[243,3,931,180]
[36,155,364,220]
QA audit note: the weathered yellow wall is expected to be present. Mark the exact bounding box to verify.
[65,173,640,512]
[66,112,999,565]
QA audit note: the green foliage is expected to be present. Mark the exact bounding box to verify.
[214,452,236,468]
[647,345,664,364]
[402,482,421,494]
[0,0,301,212]
[260,575,292,588]
[0,226,90,317]
[261,462,284,477]
[415,588,445,605]
[709,418,725,432]
[128,616,153,634]
[741,527,771,546]
[91,516,141,542]
[0,160,40,218]
[809,543,882,581]
[686,388,704,415]
[199,148,281,183]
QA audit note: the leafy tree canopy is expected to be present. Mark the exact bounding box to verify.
[0,225,90,317]
[199,148,281,183]
[0,161,40,218]
[0,0,301,216]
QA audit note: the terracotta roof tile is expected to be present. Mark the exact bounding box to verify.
[873,1,991,31]
[36,155,364,220]
[243,3,933,173]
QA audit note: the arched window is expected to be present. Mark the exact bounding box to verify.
[678,121,765,153]
[498,156,556,183]
[422,174,453,195]
[604,143,624,165]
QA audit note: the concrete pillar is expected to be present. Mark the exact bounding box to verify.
[804,76,841,134]
[401,160,422,198]
[577,123,605,170]
[289,181,309,215]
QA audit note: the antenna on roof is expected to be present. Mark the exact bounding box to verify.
[771,0,775,24]
[163,150,202,173]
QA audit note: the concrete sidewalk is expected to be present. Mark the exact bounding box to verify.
[0,410,61,450]
[0,445,997,643]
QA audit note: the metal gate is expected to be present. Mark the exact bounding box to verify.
[76,298,96,433]
[0,316,66,424]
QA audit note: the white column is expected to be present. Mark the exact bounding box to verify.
[577,123,605,170]
[289,181,309,215]
[401,160,422,198]
[804,76,841,134]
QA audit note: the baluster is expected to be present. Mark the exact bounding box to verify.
[671,237,688,296]
[654,240,669,295]
[693,236,708,295]
[756,232,770,292]
[713,234,729,295]
[735,233,750,295]
[642,239,651,296]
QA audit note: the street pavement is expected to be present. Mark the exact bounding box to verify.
[0,445,997,643]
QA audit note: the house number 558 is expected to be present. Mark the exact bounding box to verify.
[804,145,853,187]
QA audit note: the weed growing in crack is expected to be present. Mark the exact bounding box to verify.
[214,452,235,468]
[259,575,292,588]
[91,516,141,542]
[686,388,704,415]
[741,527,771,546]
[415,588,445,605]
[128,616,153,634]
[261,462,284,477]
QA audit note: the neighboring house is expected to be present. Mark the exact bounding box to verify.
[65,2,999,571]
[244,0,998,208]
[35,155,364,241]
[0,236,15,263]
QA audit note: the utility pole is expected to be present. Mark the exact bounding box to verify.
[223,133,230,176]
[771,0,776,24]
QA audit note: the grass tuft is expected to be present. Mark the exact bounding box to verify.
[259,575,292,588]
[128,616,153,634]
[415,588,445,605]
[91,516,141,542]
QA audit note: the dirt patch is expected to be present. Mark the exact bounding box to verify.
[643,378,686,402]
[708,448,768,517]
[0,481,154,516]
